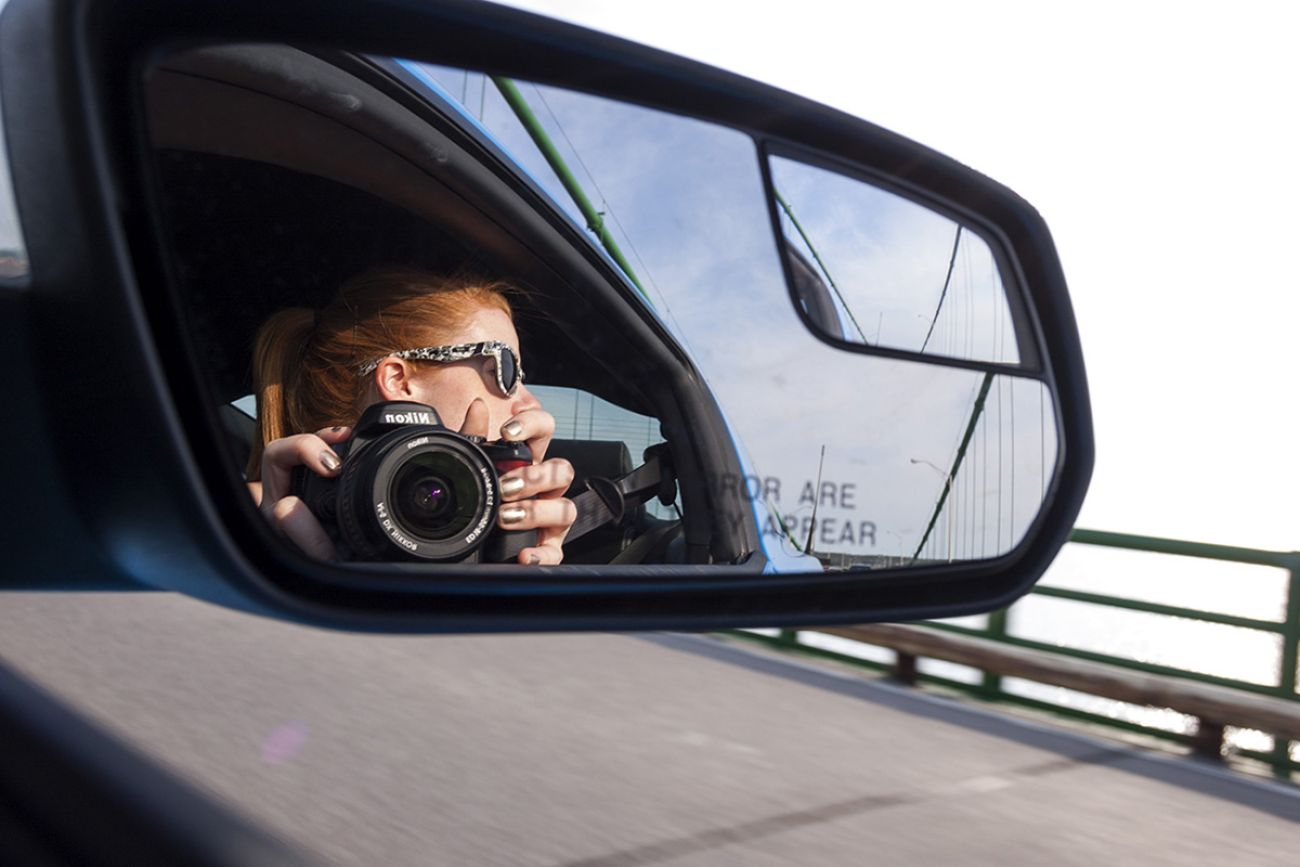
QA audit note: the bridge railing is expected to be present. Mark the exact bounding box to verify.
[731,529,1300,779]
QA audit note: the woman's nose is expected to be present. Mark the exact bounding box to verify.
[511,383,541,413]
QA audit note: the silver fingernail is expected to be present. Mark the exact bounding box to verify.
[527,553,541,565]
[501,420,524,440]
[321,450,341,472]
[500,506,527,525]
[500,476,525,496]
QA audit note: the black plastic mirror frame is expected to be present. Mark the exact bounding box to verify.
[0,0,1093,631]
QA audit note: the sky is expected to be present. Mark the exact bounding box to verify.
[499,0,1300,554]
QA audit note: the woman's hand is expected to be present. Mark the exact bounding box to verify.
[463,399,576,565]
[249,426,352,561]
[252,402,575,566]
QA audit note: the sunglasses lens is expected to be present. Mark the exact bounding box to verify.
[496,348,518,395]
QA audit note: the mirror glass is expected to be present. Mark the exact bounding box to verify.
[0,82,28,279]
[143,46,1059,573]
[768,155,1021,363]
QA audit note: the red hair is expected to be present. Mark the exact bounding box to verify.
[247,267,512,478]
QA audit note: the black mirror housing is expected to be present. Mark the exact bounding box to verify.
[0,0,1093,631]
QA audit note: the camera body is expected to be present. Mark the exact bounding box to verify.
[291,401,536,562]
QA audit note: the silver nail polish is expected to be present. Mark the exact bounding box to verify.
[500,476,525,496]
[502,420,524,440]
[527,553,542,565]
[321,450,341,472]
[500,506,527,525]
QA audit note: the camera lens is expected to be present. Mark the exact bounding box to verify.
[389,450,481,540]
[407,476,453,520]
[336,420,499,561]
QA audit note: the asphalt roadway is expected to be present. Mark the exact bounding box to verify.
[0,592,1297,866]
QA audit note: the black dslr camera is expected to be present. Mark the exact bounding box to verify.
[291,401,536,562]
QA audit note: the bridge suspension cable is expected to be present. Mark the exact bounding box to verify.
[920,225,963,353]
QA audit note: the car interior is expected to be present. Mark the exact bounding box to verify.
[142,44,760,566]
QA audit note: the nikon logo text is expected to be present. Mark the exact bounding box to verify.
[383,411,434,425]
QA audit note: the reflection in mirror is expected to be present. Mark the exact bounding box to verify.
[780,370,1057,569]
[142,46,1059,573]
[768,156,1020,365]
[405,67,1058,569]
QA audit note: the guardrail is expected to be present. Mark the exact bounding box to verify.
[731,529,1300,780]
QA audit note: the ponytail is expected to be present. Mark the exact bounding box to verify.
[246,307,314,479]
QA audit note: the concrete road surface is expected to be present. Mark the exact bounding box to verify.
[0,592,1296,865]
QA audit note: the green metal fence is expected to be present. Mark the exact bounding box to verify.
[731,529,1300,779]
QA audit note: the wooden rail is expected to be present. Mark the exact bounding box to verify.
[813,623,1300,760]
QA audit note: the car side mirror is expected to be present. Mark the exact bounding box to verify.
[0,0,1093,632]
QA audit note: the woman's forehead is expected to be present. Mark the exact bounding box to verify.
[454,306,520,354]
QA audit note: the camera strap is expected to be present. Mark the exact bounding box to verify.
[565,444,677,543]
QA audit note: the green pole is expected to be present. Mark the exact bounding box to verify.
[1069,528,1297,567]
[1271,559,1300,778]
[490,77,648,301]
[911,372,995,564]
[982,607,1010,697]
